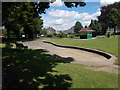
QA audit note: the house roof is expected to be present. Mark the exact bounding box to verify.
[63,26,74,34]
[79,27,95,32]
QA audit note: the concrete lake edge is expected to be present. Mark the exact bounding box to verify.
[43,40,117,65]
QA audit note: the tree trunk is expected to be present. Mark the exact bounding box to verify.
[16,33,20,39]
[113,26,116,37]
[7,29,10,40]
[114,26,116,35]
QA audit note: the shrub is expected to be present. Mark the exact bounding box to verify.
[47,35,53,38]
[56,34,67,38]
[69,34,75,38]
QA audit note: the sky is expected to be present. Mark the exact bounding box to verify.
[41,0,120,31]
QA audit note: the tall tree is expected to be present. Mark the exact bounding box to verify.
[31,17,43,37]
[2,3,22,39]
[2,2,42,39]
[64,2,86,8]
[89,20,102,35]
[74,21,83,33]
[98,1,120,34]
[107,8,120,34]
[2,2,86,39]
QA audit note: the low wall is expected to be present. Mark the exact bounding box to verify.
[43,40,116,60]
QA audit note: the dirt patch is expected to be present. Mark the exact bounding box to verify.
[81,65,119,74]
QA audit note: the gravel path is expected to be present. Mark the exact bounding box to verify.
[20,39,119,74]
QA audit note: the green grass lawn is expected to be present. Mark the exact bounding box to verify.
[48,35,119,65]
[2,47,118,88]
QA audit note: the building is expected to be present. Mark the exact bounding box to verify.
[63,26,74,34]
[79,27,95,39]
[106,27,114,33]
[47,27,56,34]
[106,26,120,34]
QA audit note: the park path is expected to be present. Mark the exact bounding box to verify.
[20,39,119,74]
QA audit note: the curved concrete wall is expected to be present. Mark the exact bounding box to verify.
[43,41,117,60]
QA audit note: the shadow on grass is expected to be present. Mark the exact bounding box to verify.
[2,38,35,43]
[52,54,75,62]
[2,48,72,89]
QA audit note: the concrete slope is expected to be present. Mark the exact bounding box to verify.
[20,39,119,73]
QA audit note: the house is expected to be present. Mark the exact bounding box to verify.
[106,27,114,33]
[79,27,95,39]
[106,26,120,34]
[47,27,56,34]
[116,26,120,34]
[56,31,61,34]
[63,26,74,34]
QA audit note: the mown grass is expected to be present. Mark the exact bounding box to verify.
[48,35,119,65]
[53,63,118,88]
[2,47,118,88]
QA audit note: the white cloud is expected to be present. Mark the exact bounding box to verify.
[81,11,101,26]
[76,13,89,19]
[42,16,76,30]
[48,9,101,21]
[48,9,78,19]
[100,0,120,5]
[52,21,76,30]
[82,21,91,26]
[42,9,101,30]
[50,0,63,7]
[82,11,101,21]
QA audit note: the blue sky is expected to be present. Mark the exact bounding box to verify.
[41,0,120,31]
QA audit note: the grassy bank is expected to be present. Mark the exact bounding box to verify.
[2,47,118,88]
[48,35,119,65]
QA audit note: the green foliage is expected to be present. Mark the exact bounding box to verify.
[74,21,83,34]
[31,18,43,37]
[47,34,53,38]
[107,8,120,29]
[0,28,7,36]
[69,34,75,38]
[2,3,22,38]
[89,20,102,35]
[56,33,67,38]
[98,2,120,34]
[2,2,44,39]
[74,33,80,37]
[41,28,48,36]
[2,2,86,40]
[64,2,86,8]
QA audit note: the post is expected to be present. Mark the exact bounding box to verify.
[0,1,2,89]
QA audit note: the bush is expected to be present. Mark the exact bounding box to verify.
[47,35,53,38]
[80,35,87,39]
[56,34,67,38]
[69,34,75,38]
[74,34,80,37]
[92,32,97,37]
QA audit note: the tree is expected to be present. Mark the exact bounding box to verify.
[74,21,83,33]
[64,2,86,8]
[98,1,120,34]
[2,3,21,39]
[2,2,43,39]
[41,28,48,36]
[89,20,102,35]
[2,2,86,39]
[85,26,87,28]
[32,18,43,36]
[107,8,120,34]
